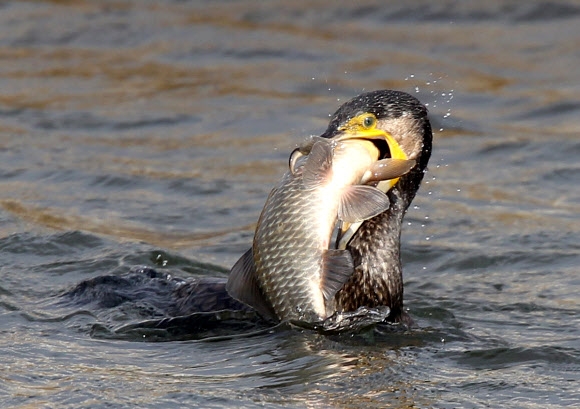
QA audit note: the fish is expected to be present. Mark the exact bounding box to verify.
[226,113,416,323]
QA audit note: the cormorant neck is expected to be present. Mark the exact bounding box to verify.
[335,188,405,321]
[335,167,427,323]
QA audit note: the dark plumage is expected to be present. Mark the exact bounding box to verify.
[322,90,433,324]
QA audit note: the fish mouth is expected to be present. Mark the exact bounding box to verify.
[333,128,409,196]
[333,127,409,164]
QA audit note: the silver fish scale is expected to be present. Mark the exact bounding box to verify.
[253,170,333,322]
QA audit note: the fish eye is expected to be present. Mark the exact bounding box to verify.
[363,115,376,129]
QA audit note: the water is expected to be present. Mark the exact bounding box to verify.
[1,1,579,407]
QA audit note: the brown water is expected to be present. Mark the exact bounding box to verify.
[1,1,579,408]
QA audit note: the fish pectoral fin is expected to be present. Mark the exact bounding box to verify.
[291,136,327,175]
[288,148,304,176]
[302,140,333,190]
[298,135,326,155]
[338,185,391,223]
[321,249,355,302]
[226,248,278,322]
[365,158,416,183]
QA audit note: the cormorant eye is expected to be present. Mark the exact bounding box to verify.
[363,115,376,129]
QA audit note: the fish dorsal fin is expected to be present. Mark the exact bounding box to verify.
[321,248,354,302]
[226,248,278,321]
[302,140,333,190]
[338,185,391,223]
[365,158,416,183]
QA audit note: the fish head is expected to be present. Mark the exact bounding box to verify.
[320,90,432,194]
[331,112,412,189]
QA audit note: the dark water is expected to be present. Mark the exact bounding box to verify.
[1,1,579,408]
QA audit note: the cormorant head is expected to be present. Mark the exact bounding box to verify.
[321,89,433,208]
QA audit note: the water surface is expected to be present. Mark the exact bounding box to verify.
[1,1,579,408]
